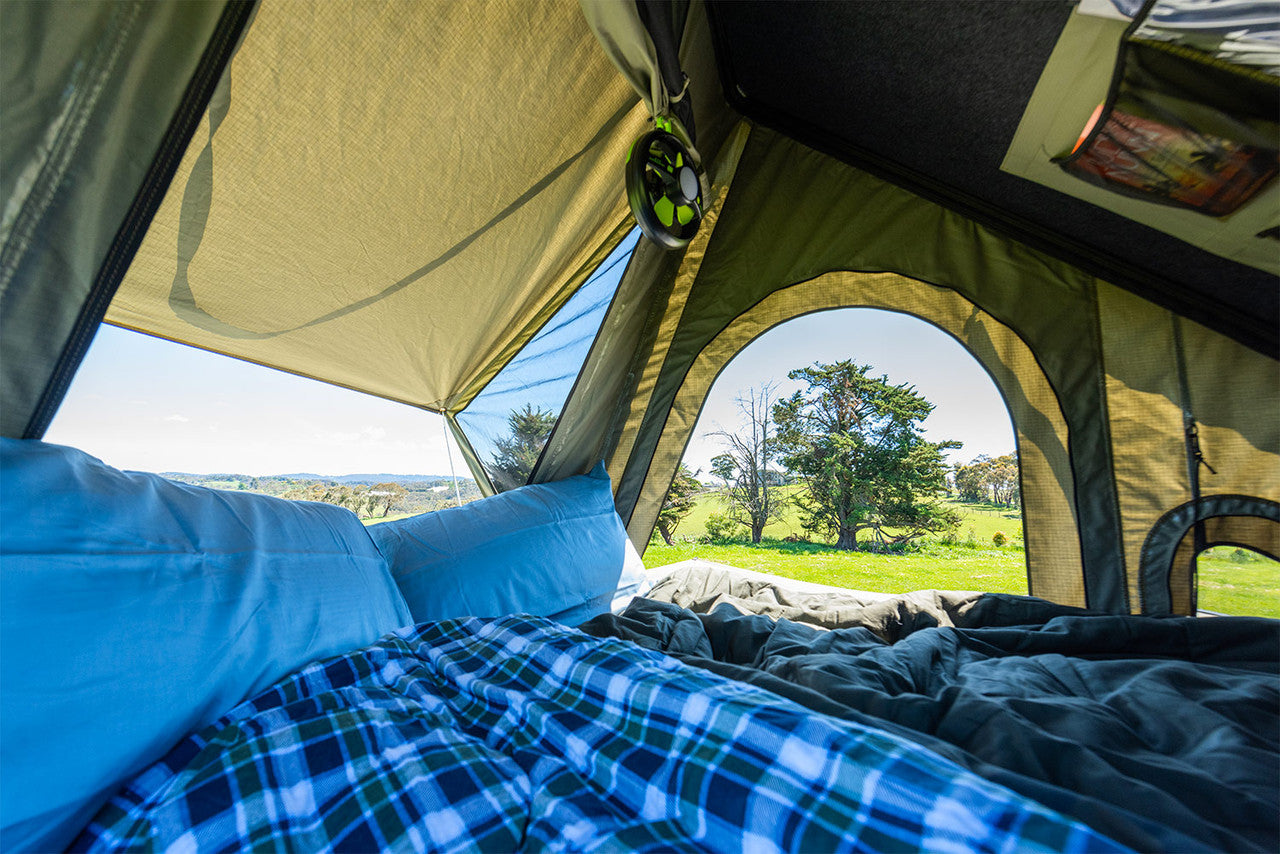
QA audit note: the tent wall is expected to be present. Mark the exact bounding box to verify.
[603,123,1124,610]
[1099,284,1280,613]
[0,0,242,439]
[621,273,1085,606]
[591,122,1278,614]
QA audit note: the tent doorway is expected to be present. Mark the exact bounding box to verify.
[647,307,1029,596]
[625,274,1083,603]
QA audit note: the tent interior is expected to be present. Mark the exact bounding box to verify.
[1,0,1277,851]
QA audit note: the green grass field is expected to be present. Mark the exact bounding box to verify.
[645,539,1030,595]
[1198,547,1280,617]
[650,491,1278,618]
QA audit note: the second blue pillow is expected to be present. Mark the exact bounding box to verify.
[367,462,629,625]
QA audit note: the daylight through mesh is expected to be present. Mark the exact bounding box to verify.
[457,231,640,492]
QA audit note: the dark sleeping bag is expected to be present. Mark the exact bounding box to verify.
[580,596,1280,853]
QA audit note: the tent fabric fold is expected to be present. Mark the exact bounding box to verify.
[0,0,239,439]
[102,0,649,417]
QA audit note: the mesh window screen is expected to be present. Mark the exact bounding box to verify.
[457,231,640,492]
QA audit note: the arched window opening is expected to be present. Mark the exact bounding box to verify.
[1198,547,1280,618]
[650,308,1027,596]
[1139,497,1279,617]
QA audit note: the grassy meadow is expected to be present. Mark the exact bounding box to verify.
[1198,547,1280,617]
[648,490,1278,618]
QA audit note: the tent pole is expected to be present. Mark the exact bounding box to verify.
[442,415,463,507]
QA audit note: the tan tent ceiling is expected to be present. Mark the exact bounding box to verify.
[105,0,648,414]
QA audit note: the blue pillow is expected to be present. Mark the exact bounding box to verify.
[368,462,629,625]
[0,439,412,852]
[612,536,653,612]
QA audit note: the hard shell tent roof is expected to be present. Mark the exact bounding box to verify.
[1,0,1276,615]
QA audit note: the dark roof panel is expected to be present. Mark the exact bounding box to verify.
[706,0,1278,357]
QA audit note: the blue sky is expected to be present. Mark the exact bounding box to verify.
[45,325,464,476]
[46,307,1014,478]
[681,309,1015,477]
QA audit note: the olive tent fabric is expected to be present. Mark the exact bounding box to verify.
[594,121,1278,613]
[605,123,1119,609]
[100,0,650,418]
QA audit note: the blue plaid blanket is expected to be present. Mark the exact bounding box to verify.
[74,616,1127,852]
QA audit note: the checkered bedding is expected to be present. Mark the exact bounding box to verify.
[72,616,1127,852]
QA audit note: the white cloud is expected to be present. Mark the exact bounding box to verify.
[163,414,190,423]
[314,430,362,444]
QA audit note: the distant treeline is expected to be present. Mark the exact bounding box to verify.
[162,473,481,518]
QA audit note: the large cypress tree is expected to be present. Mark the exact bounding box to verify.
[773,361,960,551]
